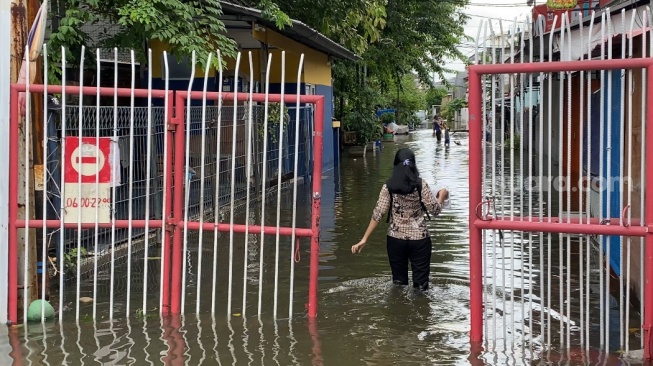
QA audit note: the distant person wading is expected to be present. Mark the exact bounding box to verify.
[352,148,449,290]
[433,116,442,142]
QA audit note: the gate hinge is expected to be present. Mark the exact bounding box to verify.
[165,218,178,232]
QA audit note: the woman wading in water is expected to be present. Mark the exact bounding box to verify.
[352,148,448,290]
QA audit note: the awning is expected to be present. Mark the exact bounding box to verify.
[554,7,650,61]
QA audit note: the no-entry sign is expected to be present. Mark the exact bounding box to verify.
[63,137,113,224]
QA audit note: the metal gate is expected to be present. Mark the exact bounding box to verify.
[7,48,324,324]
[468,10,653,362]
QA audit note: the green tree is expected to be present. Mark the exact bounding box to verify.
[426,87,448,108]
[47,0,238,83]
[442,98,467,121]
[379,74,427,120]
[259,0,387,56]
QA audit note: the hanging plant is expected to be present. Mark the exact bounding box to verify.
[258,103,290,143]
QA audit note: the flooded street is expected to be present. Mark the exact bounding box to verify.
[0,129,642,365]
[2,129,481,365]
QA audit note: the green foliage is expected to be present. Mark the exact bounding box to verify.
[258,103,290,143]
[379,112,395,124]
[342,109,381,146]
[505,134,521,149]
[404,113,422,128]
[259,0,387,55]
[384,74,427,119]
[442,98,467,121]
[63,247,88,275]
[47,0,238,84]
[341,84,382,146]
[426,88,448,108]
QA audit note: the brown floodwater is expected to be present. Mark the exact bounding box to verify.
[0,130,644,365]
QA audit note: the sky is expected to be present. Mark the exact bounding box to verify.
[436,0,534,82]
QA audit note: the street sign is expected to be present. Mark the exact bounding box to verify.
[63,137,113,224]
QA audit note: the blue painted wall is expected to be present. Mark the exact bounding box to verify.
[583,71,623,276]
[269,82,336,172]
[602,70,622,276]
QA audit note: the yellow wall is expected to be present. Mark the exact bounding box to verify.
[252,28,332,86]
[150,26,332,87]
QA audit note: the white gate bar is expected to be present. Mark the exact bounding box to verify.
[564,13,573,349]
[518,18,527,353]
[181,51,197,315]
[508,19,516,348]
[556,15,565,346]
[40,44,49,322]
[498,19,507,349]
[23,45,31,325]
[75,46,85,322]
[577,13,585,347]
[109,48,119,321]
[159,50,170,315]
[227,51,241,316]
[488,21,498,350]
[92,48,101,320]
[536,14,545,345]
[546,15,558,347]
[273,51,287,319]
[526,16,535,355]
[642,8,651,348]
[605,12,614,350]
[242,51,254,316]
[625,9,637,354]
[58,47,67,322]
[125,49,137,317]
[619,10,630,351]
[0,0,9,326]
[288,53,305,318]
[211,50,224,315]
[257,54,273,318]
[584,15,595,350]
[195,51,213,315]
[143,48,155,316]
[598,11,606,348]
[476,19,488,348]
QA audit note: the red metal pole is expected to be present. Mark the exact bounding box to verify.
[161,90,175,315]
[643,65,653,360]
[170,93,185,314]
[468,70,483,344]
[307,97,324,318]
[8,86,19,325]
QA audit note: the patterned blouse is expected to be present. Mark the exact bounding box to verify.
[371,180,442,240]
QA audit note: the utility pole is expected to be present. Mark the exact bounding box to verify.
[11,0,39,320]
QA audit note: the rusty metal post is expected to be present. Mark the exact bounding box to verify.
[10,0,38,321]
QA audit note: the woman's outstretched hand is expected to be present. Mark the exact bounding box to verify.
[436,188,449,203]
[351,240,367,254]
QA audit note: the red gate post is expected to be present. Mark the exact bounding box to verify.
[308,96,324,318]
[161,90,176,315]
[467,68,484,344]
[170,93,185,314]
[644,64,653,360]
